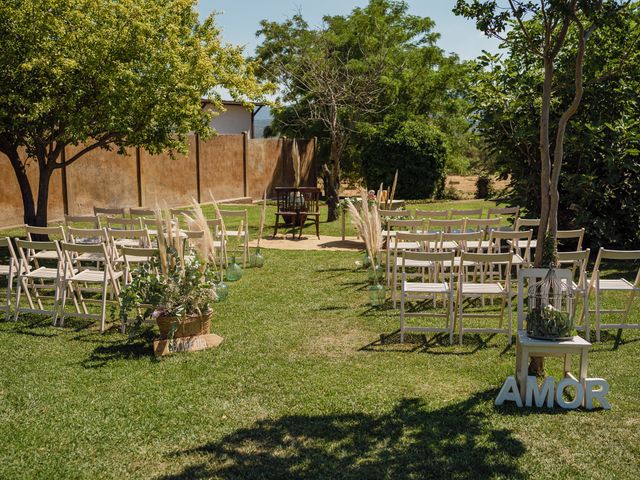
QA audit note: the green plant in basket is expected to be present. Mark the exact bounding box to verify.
[526,304,575,340]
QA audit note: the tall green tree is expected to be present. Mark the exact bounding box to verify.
[0,0,270,227]
[256,0,470,221]
[469,3,640,249]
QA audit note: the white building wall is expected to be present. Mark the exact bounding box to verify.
[208,104,252,136]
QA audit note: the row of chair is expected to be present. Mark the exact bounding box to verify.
[388,233,640,344]
[379,206,521,221]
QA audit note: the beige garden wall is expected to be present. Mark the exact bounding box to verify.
[0,134,316,228]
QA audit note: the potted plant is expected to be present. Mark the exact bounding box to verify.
[119,204,219,340]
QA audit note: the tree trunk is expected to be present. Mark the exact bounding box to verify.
[323,138,342,222]
[4,147,38,226]
[35,162,52,228]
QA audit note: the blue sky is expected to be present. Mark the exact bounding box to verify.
[196,1,502,60]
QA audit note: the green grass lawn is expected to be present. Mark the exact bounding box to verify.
[1,201,639,479]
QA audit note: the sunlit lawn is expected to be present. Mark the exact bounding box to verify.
[0,200,639,479]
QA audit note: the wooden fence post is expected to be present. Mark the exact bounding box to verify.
[195,134,201,203]
[136,147,143,207]
[242,131,249,197]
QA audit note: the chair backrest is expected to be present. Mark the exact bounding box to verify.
[464,217,502,234]
[94,206,125,217]
[557,249,590,286]
[121,246,159,274]
[440,231,484,252]
[556,228,585,251]
[394,231,440,252]
[106,216,143,230]
[14,239,62,272]
[459,252,514,286]
[298,187,321,214]
[107,228,150,248]
[449,208,483,219]
[591,248,640,288]
[129,207,156,218]
[25,225,67,242]
[207,219,223,239]
[487,206,520,220]
[489,229,532,253]
[64,215,100,229]
[402,250,456,284]
[170,207,193,221]
[60,241,114,274]
[0,237,19,270]
[414,209,448,220]
[67,227,109,244]
[514,218,540,230]
[426,218,465,233]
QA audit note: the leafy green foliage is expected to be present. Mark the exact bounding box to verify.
[360,118,447,199]
[469,4,640,249]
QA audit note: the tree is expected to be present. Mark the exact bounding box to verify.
[255,0,464,221]
[0,0,270,227]
[454,0,625,266]
[469,3,640,249]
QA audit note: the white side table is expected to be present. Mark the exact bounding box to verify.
[515,331,591,403]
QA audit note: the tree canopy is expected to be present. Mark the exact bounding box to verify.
[0,0,270,226]
[256,0,473,219]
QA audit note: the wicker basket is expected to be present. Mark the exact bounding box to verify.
[156,311,212,339]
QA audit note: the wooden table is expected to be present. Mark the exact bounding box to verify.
[515,331,591,403]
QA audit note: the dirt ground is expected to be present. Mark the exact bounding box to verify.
[341,175,508,199]
[249,235,364,251]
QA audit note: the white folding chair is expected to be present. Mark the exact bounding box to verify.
[557,249,591,340]
[121,246,158,285]
[385,219,424,286]
[13,239,65,324]
[59,241,123,332]
[218,210,250,267]
[380,209,413,239]
[414,209,448,221]
[464,218,502,251]
[449,208,483,219]
[25,225,67,264]
[94,206,126,218]
[0,237,19,320]
[489,229,533,269]
[425,218,465,234]
[107,227,150,249]
[64,214,100,230]
[400,251,456,344]
[207,218,226,266]
[586,248,640,341]
[105,216,143,231]
[513,218,540,250]
[457,252,514,345]
[129,207,156,219]
[487,206,520,221]
[391,232,440,306]
[557,228,585,252]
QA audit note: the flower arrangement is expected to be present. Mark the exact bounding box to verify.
[119,203,218,340]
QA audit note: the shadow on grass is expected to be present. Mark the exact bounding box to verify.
[360,330,511,356]
[157,393,526,480]
[81,337,156,369]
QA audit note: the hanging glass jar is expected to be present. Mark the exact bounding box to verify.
[361,252,372,269]
[250,247,265,268]
[216,280,229,302]
[225,256,243,282]
[526,267,575,340]
[368,283,385,306]
[367,264,383,284]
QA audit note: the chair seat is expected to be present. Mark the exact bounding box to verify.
[114,239,145,247]
[403,281,449,293]
[466,240,491,250]
[33,250,60,260]
[460,282,504,295]
[70,269,123,283]
[588,278,637,291]
[77,252,108,262]
[395,258,434,268]
[24,267,59,279]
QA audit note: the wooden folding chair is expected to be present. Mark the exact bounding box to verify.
[400,251,456,344]
[105,216,143,231]
[464,218,502,251]
[414,209,449,221]
[557,228,585,252]
[25,225,67,264]
[94,206,126,218]
[13,239,65,324]
[489,229,533,269]
[380,209,413,239]
[121,246,158,285]
[557,249,591,340]
[457,252,513,345]
[391,232,440,306]
[385,219,424,286]
[449,208,483,219]
[586,248,640,341]
[0,237,19,320]
[59,241,123,332]
[512,218,540,250]
[487,206,520,221]
[207,218,226,266]
[107,228,150,249]
[64,214,100,230]
[218,209,250,266]
[129,207,156,218]
[425,218,465,234]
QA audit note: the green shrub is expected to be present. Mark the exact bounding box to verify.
[360,118,447,200]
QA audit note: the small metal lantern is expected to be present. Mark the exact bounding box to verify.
[526,266,575,340]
